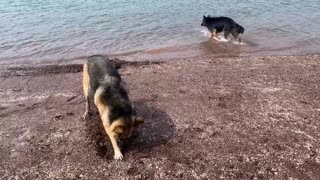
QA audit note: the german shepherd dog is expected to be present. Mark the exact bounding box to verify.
[82,55,144,160]
[201,15,244,42]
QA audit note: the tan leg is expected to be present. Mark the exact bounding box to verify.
[212,31,217,39]
[101,114,123,160]
[107,120,126,160]
[95,91,123,160]
[82,97,90,120]
[107,131,123,160]
[82,62,91,120]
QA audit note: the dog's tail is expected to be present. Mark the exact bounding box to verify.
[236,24,244,34]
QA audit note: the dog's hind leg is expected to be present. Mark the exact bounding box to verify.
[82,62,92,120]
[83,90,94,120]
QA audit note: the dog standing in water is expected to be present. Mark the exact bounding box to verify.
[201,15,244,42]
[82,55,144,160]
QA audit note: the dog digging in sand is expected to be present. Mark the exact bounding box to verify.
[82,55,144,160]
[201,15,244,42]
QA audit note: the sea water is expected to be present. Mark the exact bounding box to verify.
[1,0,320,63]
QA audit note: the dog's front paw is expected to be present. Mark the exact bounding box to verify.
[114,151,123,160]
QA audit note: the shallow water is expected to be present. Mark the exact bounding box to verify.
[1,0,320,63]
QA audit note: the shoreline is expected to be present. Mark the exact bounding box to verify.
[1,39,320,66]
[1,51,320,66]
[1,54,320,179]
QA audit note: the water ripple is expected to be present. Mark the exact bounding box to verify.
[0,0,320,63]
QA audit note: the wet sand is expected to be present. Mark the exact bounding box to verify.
[0,55,320,179]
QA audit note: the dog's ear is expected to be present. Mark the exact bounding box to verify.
[203,15,206,18]
[133,116,144,127]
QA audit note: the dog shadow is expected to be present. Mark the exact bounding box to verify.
[126,100,176,152]
[84,100,176,159]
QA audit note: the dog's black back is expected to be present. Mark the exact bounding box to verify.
[87,55,121,90]
[86,55,133,123]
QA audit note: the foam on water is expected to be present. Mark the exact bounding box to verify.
[198,28,212,37]
[232,41,245,45]
[198,28,229,42]
[214,36,229,42]
[199,29,242,44]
